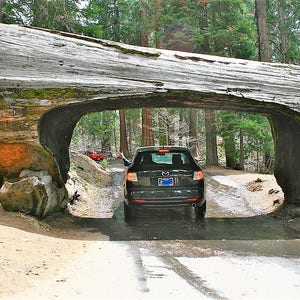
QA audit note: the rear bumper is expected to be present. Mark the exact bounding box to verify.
[125,187,205,208]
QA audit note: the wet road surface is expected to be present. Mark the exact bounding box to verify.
[52,165,300,242]
[33,165,300,300]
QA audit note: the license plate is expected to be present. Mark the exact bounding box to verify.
[158,177,174,186]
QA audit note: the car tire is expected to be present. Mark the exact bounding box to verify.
[187,201,206,219]
[196,201,206,218]
[124,202,136,220]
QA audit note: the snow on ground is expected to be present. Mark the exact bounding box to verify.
[207,168,284,216]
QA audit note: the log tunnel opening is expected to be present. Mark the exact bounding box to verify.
[39,91,300,206]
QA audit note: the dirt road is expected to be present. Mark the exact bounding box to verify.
[1,166,300,299]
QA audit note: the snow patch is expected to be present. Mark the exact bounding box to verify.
[212,175,239,188]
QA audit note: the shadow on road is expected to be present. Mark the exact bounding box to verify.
[48,203,300,242]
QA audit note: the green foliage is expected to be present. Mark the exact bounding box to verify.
[70,162,76,170]
[267,0,300,64]
[0,0,29,24]
[197,0,257,59]
[1,0,81,32]
[2,0,297,64]
[72,111,119,151]
[100,159,110,169]
[82,24,104,38]
[217,111,274,170]
[80,0,142,44]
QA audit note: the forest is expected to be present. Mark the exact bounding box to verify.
[1,0,299,172]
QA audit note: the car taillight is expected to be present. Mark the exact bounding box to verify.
[193,170,204,180]
[187,197,202,201]
[132,199,145,203]
[126,172,138,182]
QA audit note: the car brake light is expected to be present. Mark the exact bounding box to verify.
[158,148,170,153]
[126,172,138,182]
[193,170,204,180]
[132,199,145,203]
[187,197,202,201]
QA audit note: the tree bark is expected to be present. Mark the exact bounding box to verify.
[255,0,270,62]
[140,2,154,146]
[119,109,130,157]
[224,135,237,169]
[152,0,161,48]
[278,0,288,63]
[112,0,121,42]
[189,109,199,157]
[140,6,148,47]
[0,0,5,23]
[142,108,154,146]
[199,2,210,53]
[205,110,218,166]
[239,129,245,170]
[158,108,168,145]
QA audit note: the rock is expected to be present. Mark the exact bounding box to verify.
[0,170,67,218]
[65,152,112,212]
[69,152,112,187]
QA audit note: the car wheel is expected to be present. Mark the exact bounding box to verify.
[187,202,206,219]
[195,201,206,218]
[124,202,136,220]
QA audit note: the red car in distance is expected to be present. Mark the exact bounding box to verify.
[85,150,105,161]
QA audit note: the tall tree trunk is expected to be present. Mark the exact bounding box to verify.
[119,109,130,157]
[278,0,288,63]
[158,108,168,145]
[127,116,132,154]
[178,112,184,146]
[112,0,127,155]
[224,134,237,169]
[256,0,274,172]
[239,129,245,170]
[263,152,273,173]
[0,0,5,23]
[140,6,148,47]
[200,4,218,164]
[189,109,199,157]
[255,0,270,62]
[140,2,154,146]
[153,0,161,48]
[199,2,210,53]
[142,108,154,146]
[205,110,218,166]
[32,0,49,27]
[168,113,175,145]
[112,0,121,42]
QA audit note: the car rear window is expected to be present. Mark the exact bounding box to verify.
[134,151,193,169]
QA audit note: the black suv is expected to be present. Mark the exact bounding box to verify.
[123,146,205,220]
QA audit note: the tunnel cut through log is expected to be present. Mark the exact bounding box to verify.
[39,91,300,206]
[0,24,300,216]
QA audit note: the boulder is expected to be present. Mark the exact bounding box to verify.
[0,170,67,218]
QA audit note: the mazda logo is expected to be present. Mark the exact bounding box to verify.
[162,171,169,177]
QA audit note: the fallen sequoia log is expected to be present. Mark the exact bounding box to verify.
[0,24,300,216]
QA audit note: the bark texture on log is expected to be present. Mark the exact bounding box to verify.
[0,24,300,213]
[0,25,299,111]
